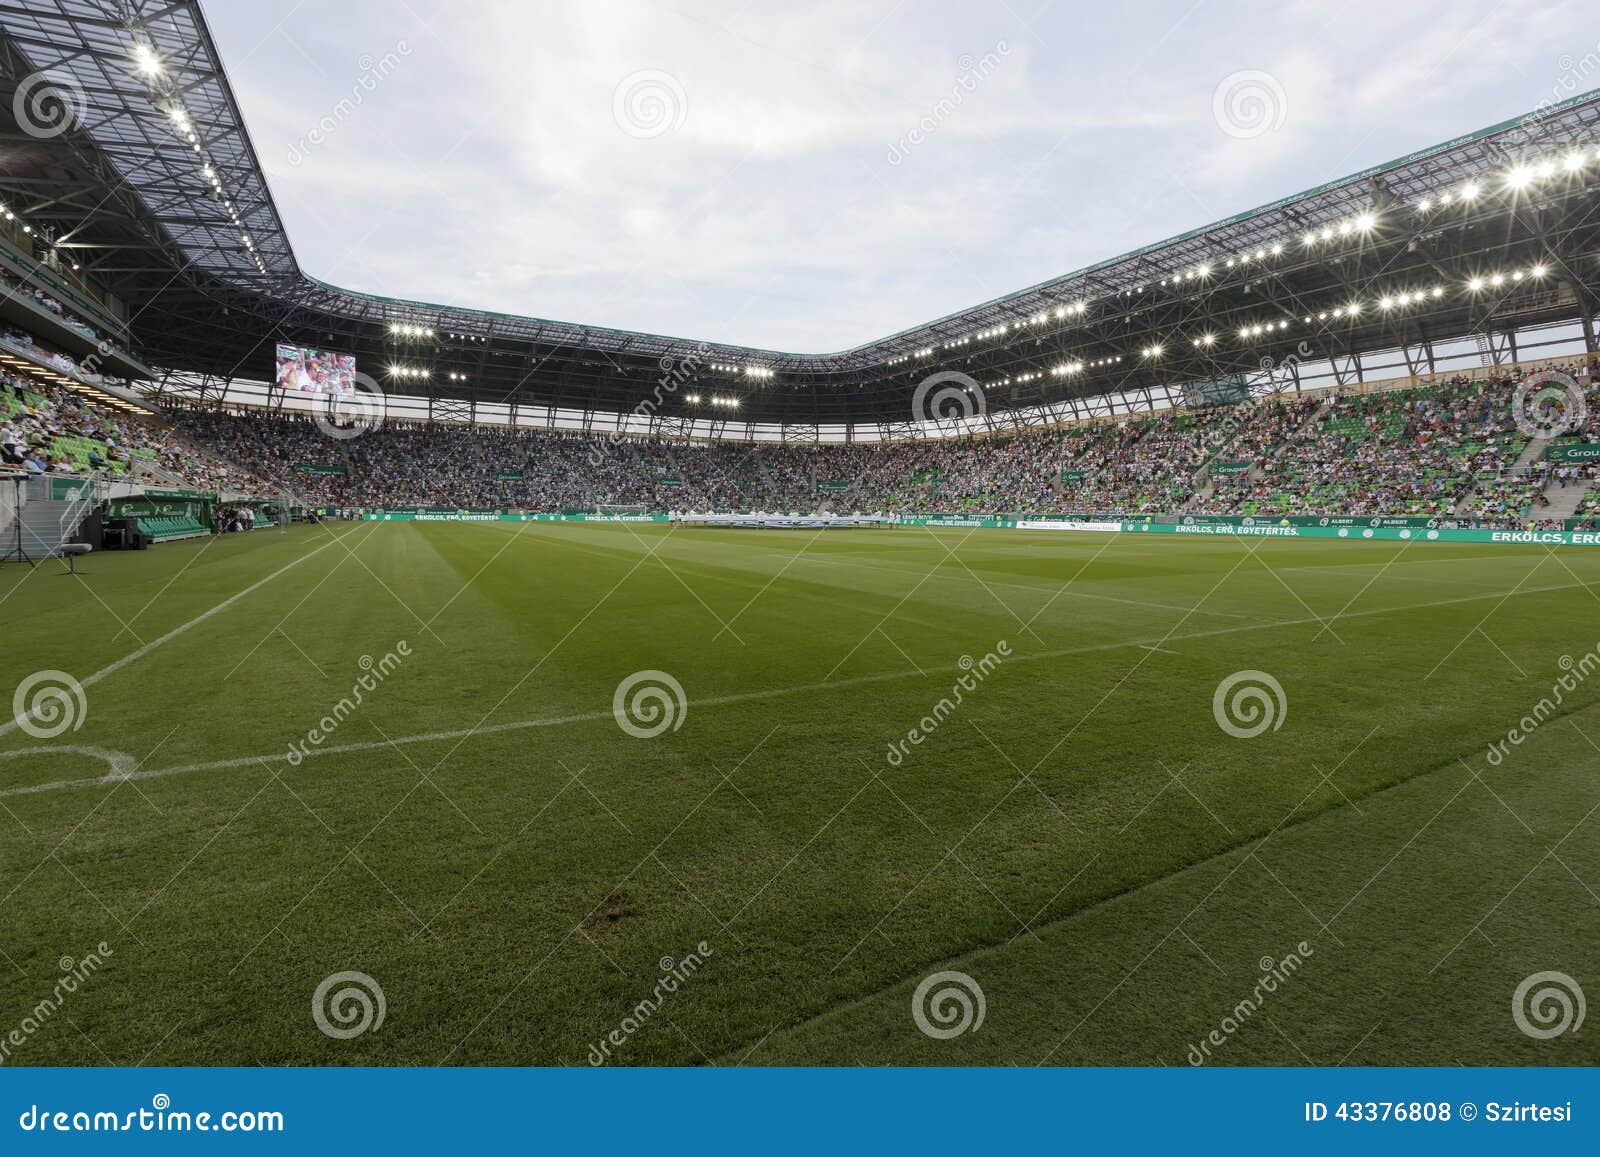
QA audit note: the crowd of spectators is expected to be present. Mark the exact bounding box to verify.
[153,362,1600,530]
[1193,370,1580,519]
[172,406,1144,515]
[1,373,255,491]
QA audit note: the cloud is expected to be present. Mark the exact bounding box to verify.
[210,0,1594,352]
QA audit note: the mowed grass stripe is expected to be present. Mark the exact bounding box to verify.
[742,700,1600,1066]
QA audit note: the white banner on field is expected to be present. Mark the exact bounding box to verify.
[670,512,895,529]
[1014,519,1123,532]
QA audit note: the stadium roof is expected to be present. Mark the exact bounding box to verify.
[2,0,1600,434]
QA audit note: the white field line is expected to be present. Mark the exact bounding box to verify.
[3,573,1593,799]
[0,528,359,740]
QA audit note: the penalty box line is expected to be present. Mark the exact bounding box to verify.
[2,572,1593,799]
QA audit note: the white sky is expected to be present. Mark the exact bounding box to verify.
[206,0,1599,353]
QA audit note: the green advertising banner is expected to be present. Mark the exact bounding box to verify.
[897,515,1005,528]
[353,509,1600,547]
[1546,443,1600,461]
[1123,521,1600,546]
[1297,516,1442,529]
[1208,462,1253,475]
[494,471,524,480]
[1173,514,1444,530]
[817,482,848,490]
[293,464,349,475]
[1060,470,1089,481]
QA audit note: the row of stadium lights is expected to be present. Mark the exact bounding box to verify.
[393,327,476,382]
[683,394,741,408]
[938,256,1551,384]
[1048,356,1124,378]
[385,364,470,383]
[888,218,1368,367]
[887,302,1095,365]
[947,303,1091,350]
[708,362,773,379]
[136,36,270,278]
[1041,265,1552,374]
[397,323,509,344]
[1414,149,1597,211]
[1118,209,1378,298]
[895,146,1596,379]
[1119,150,1592,298]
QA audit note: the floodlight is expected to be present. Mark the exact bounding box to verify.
[132,42,163,76]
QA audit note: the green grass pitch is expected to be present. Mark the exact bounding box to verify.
[1,520,1597,1066]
